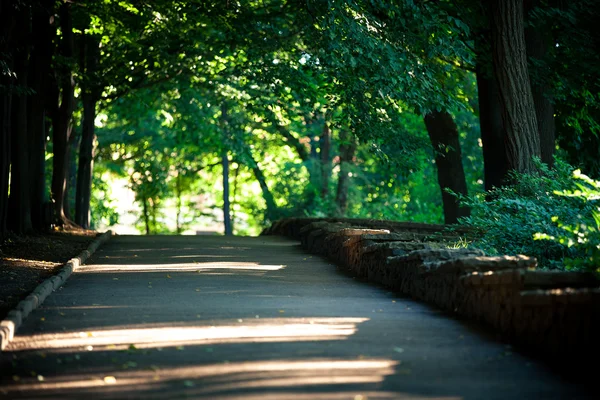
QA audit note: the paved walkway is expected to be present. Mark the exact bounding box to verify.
[0,235,594,399]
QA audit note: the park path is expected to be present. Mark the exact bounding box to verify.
[0,235,593,399]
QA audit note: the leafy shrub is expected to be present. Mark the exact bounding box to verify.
[534,170,600,272]
[457,159,596,271]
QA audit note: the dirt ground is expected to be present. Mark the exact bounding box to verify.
[0,229,98,321]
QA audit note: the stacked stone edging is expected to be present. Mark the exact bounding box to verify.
[263,218,600,364]
[0,230,112,351]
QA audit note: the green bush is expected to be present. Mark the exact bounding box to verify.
[457,159,597,271]
[534,169,600,272]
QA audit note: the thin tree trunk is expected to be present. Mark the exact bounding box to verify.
[335,130,357,215]
[222,149,232,236]
[476,62,508,191]
[51,1,76,226]
[424,110,470,224]
[75,92,95,228]
[231,162,239,232]
[220,103,233,236]
[28,2,53,231]
[525,0,555,168]
[75,33,99,229]
[320,122,331,199]
[142,197,150,235]
[8,5,33,233]
[0,0,15,238]
[489,0,541,173]
[64,132,78,220]
[248,152,278,222]
[175,174,182,234]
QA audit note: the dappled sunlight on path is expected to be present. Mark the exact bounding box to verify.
[7,318,368,352]
[0,235,593,399]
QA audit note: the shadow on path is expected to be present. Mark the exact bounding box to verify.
[0,235,594,399]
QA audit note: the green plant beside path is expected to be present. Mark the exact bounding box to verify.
[534,169,600,272]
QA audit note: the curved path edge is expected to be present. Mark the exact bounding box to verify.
[0,230,112,351]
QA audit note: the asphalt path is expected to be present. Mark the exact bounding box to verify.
[0,235,594,399]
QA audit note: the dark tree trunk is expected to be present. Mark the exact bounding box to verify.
[248,152,278,222]
[0,0,16,238]
[424,110,470,224]
[8,4,33,234]
[525,0,556,168]
[220,103,232,236]
[476,63,508,191]
[75,35,99,229]
[175,174,183,234]
[222,150,232,236]
[320,122,331,199]
[64,132,78,220]
[231,163,239,231]
[335,130,357,215]
[142,197,150,235]
[51,1,76,226]
[0,90,11,237]
[489,0,541,173]
[28,1,54,231]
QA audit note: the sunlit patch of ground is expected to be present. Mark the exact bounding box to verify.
[7,317,369,353]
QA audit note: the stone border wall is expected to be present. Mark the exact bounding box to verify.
[263,218,600,364]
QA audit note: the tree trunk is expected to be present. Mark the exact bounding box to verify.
[424,110,470,224]
[248,152,278,222]
[28,1,54,231]
[0,0,15,238]
[51,1,76,226]
[489,0,541,173]
[320,122,331,199]
[8,5,33,234]
[525,0,555,168]
[75,35,99,229]
[142,197,150,235]
[335,130,357,215]
[222,149,232,236]
[64,131,78,220]
[476,63,508,191]
[175,174,182,234]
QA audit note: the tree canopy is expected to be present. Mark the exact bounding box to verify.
[1,0,599,266]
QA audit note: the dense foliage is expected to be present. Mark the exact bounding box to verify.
[1,1,599,269]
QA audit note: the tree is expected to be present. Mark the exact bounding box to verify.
[424,110,470,223]
[50,1,76,227]
[489,0,541,173]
